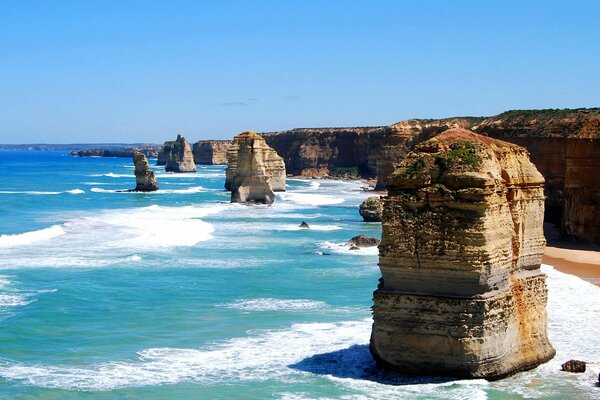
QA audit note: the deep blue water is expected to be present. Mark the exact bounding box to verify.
[0,151,598,399]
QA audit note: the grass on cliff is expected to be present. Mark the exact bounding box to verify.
[434,141,480,173]
[330,166,359,178]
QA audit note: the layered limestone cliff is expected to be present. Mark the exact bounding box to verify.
[164,135,196,173]
[225,131,286,192]
[261,127,386,178]
[228,131,279,204]
[193,140,231,165]
[370,128,555,379]
[132,151,158,192]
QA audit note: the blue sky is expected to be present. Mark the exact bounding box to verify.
[0,0,599,143]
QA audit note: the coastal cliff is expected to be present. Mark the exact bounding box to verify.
[371,129,555,379]
[226,131,286,192]
[227,131,281,204]
[193,140,230,165]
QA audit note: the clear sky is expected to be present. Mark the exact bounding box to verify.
[0,0,599,143]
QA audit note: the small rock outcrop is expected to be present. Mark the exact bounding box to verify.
[299,221,310,229]
[225,131,286,192]
[370,128,555,379]
[347,235,380,247]
[132,151,158,192]
[193,140,231,165]
[164,135,196,173]
[561,360,586,373]
[359,197,383,222]
[228,131,280,204]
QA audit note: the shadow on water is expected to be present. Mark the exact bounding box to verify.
[289,344,457,386]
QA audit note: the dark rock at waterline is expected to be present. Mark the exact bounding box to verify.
[561,360,586,373]
[347,235,380,248]
[349,245,360,251]
[299,221,310,229]
[359,196,383,222]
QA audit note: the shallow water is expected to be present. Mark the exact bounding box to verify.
[0,151,598,399]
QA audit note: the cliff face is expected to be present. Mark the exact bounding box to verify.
[226,132,286,192]
[132,151,158,192]
[193,140,231,165]
[228,131,279,204]
[156,141,174,166]
[371,129,554,379]
[473,109,600,243]
[164,135,196,173]
[261,127,386,178]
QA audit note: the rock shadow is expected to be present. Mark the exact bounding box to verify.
[289,344,456,386]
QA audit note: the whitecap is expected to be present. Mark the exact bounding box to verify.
[219,298,328,312]
[319,241,379,256]
[279,192,345,206]
[276,224,342,231]
[0,225,66,248]
[0,190,62,195]
[66,189,85,194]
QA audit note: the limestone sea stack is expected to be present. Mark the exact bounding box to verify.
[359,196,383,222]
[164,134,196,172]
[156,140,174,166]
[370,128,555,379]
[132,151,158,191]
[227,131,282,204]
[225,131,285,192]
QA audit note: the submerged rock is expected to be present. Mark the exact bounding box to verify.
[561,360,586,373]
[228,131,278,204]
[165,134,196,173]
[131,151,158,192]
[225,131,285,192]
[370,128,555,380]
[347,235,380,247]
[359,197,383,222]
[299,221,310,229]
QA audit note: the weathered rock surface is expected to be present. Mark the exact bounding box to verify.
[71,145,161,159]
[370,128,555,379]
[156,141,174,166]
[359,197,384,222]
[193,140,231,165]
[164,135,196,173]
[561,360,586,373]
[225,131,286,192]
[131,151,158,192]
[347,235,380,247]
[228,131,280,204]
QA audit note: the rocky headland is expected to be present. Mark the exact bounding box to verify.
[227,131,285,204]
[163,134,196,173]
[370,128,555,379]
[131,151,158,192]
[70,145,161,158]
[226,131,286,193]
[192,140,230,165]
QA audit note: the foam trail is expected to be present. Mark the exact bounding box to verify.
[319,241,379,256]
[219,298,328,311]
[0,191,62,195]
[0,225,66,248]
[279,193,345,206]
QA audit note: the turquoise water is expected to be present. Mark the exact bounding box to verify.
[0,151,598,399]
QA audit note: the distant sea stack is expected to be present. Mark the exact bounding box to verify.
[132,151,158,191]
[370,129,555,379]
[156,140,175,166]
[227,131,284,204]
[164,134,196,173]
[225,131,286,193]
[193,140,230,165]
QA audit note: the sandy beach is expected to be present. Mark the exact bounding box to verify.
[544,224,600,286]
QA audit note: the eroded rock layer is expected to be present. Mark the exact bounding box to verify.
[193,140,231,165]
[228,131,283,204]
[370,128,555,379]
[225,131,286,192]
[164,135,196,173]
[132,151,158,192]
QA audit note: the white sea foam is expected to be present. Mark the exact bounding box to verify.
[219,298,328,312]
[279,193,345,206]
[319,241,379,256]
[0,190,62,195]
[0,225,66,248]
[66,189,85,194]
[0,269,597,396]
[89,173,130,178]
[0,293,34,307]
[90,186,204,194]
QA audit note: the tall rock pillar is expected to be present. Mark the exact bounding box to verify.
[370,128,555,379]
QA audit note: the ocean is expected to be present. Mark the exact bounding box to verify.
[0,151,598,399]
